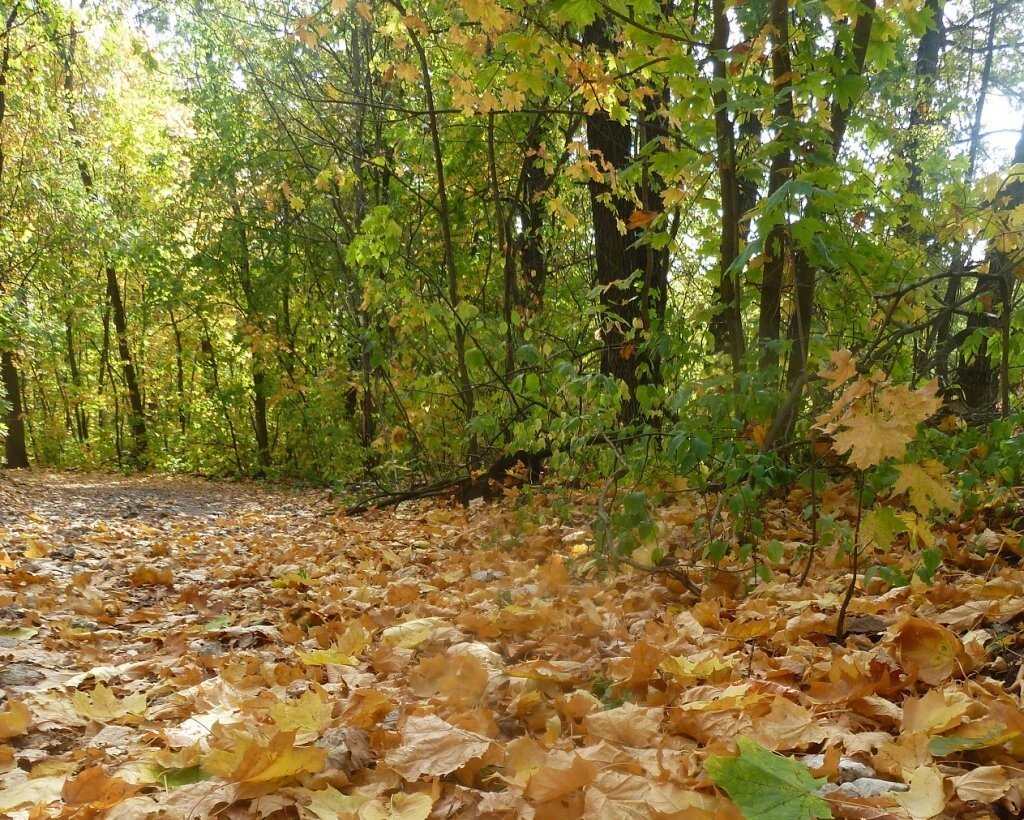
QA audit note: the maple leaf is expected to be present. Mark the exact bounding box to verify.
[830,409,914,470]
[72,684,148,725]
[202,729,327,783]
[626,209,658,230]
[818,348,857,389]
[268,688,333,743]
[384,714,494,780]
[62,766,141,809]
[705,737,832,819]
[893,766,945,820]
[893,460,957,515]
[892,616,963,685]
[0,699,31,739]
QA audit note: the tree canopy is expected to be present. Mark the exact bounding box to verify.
[1,0,1022,487]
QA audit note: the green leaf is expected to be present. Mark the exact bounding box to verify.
[705,737,832,820]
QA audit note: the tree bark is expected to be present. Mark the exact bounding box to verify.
[956,122,1024,418]
[65,314,88,442]
[106,266,148,464]
[583,19,655,424]
[709,0,745,370]
[2,349,28,467]
[757,0,797,371]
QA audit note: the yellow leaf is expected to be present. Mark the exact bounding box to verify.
[818,348,857,389]
[384,714,493,780]
[952,765,1009,802]
[268,689,333,743]
[203,729,326,783]
[62,766,141,808]
[830,409,914,470]
[0,699,31,739]
[301,785,373,820]
[893,766,946,820]
[893,460,957,515]
[72,684,148,725]
[893,616,962,685]
[901,689,969,735]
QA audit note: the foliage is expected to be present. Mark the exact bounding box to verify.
[706,737,832,820]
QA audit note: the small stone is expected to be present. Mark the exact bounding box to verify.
[470,569,505,582]
[820,778,909,798]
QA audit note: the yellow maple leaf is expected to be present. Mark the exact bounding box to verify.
[268,688,333,743]
[72,684,148,725]
[203,729,326,783]
[830,409,912,470]
[893,460,957,515]
[0,699,31,739]
[818,348,857,389]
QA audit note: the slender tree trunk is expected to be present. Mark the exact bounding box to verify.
[106,266,148,464]
[394,0,476,448]
[709,0,745,370]
[229,200,271,473]
[65,314,88,442]
[169,310,187,435]
[934,0,997,386]
[0,4,28,468]
[757,0,796,371]
[957,122,1024,418]
[784,0,875,391]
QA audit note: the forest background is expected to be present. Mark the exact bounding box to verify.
[1,0,1024,517]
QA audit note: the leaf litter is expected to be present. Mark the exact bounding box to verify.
[1,470,1023,818]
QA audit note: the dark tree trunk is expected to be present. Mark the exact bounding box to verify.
[106,266,148,465]
[65,315,88,442]
[757,0,796,371]
[2,349,28,468]
[583,20,656,424]
[785,0,875,391]
[957,123,1024,418]
[169,310,187,435]
[709,0,745,370]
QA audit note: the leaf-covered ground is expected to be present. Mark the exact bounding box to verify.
[1,471,1023,819]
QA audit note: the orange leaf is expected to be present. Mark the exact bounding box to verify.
[62,766,140,809]
[626,210,658,230]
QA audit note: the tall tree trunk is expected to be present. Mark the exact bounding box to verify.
[169,310,187,435]
[583,19,654,424]
[757,0,797,371]
[106,266,148,464]
[230,199,271,473]
[957,122,1024,418]
[65,314,88,442]
[0,4,28,468]
[709,0,745,370]
[933,0,996,387]
[58,24,147,464]
[784,0,875,391]
[394,0,476,450]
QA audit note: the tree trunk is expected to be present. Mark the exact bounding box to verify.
[2,349,28,468]
[106,266,148,465]
[583,20,655,424]
[785,0,875,390]
[757,0,796,371]
[65,314,88,442]
[957,122,1024,418]
[709,0,745,370]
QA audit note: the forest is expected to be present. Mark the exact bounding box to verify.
[2,0,1024,817]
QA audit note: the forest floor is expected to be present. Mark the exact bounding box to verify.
[1,471,1023,819]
